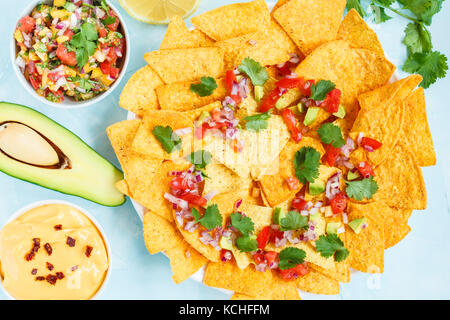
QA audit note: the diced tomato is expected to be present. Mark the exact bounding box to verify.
[264,251,278,265]
[29,75,41,90]
[291,197,307,211]
[259,87,283,112]
[27,61,37,75]
[116,38,126,55]
[257,226,271,249]
[56,44,77,67]
[110,67,119,79]
[225,70,236,92]
[104,10,119,31]
[357,161,375,178]
[286,176,300,191]
[100,61,111,75]
[220,249,232,262]
[275,77,301,90]
[253,252,265,264]
[279,263,309,281]
[63,29,74,40]
[298,78,315,97]
[276,62,292,77]
[170,177,189,191]
[180,194,207,207]
[361,137,382,151]
[324,144,341,167]
[281,108,302,142]
[106,48,118,63]
[48,72,61,82]
[321,88,341,113]
[269,230,284,243]
[99,27,108,38]
[330,192,347,214]
[18,16,35,33]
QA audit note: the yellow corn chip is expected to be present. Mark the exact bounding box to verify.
[374,142,427,210]
[401,87,436,166]
[191,0,271,41]
[115,179,132,197]
[384,223,411,249]
[351,75,423,166]
[181,101,222,122]
[131,110,193,161]
[259,138,325,207]
[296,269,340,295]
[144,47,224,84]
[156,79,227,112]
[337,9,385,56]
[160,15,214,50]
[273,0,346,56]
[272,0,291,12]
[119,65,163,117]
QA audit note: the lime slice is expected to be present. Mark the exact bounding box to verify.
[119,0,201,24]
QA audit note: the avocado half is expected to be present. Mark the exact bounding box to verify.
[0,102,125,206]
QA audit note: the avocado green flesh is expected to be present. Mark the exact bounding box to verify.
[303,107,319,126]
[0,102,125,206]
[326,222,342,235]
[273,207,286,225]
[309,180,325,195]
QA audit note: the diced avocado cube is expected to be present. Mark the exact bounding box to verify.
[309,212,320,224]
[254,85,264,102]
[219,236,233,250]
[275,95,289,110]
[297,102,306,113]
[348,218,368,234]
[273,207,286,225]
[236,75,243,82]
[198,111,210,122]
[332,105,346,119]
[347,170,360,181]
[309,180,325,195]
[326,222,342,235]
[303,107,320,126]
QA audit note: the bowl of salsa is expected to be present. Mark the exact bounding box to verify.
[11,0,130,108]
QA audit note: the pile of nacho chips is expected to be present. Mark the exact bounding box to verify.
[108,0,435,300]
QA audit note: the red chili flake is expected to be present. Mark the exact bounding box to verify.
[25,238,41,261]
[85,245,93,258]
[54,224,62,231]
[31,268,38,275]
[35,276,45,281]
[44,243,53,256]
[66,236,76,247]
[71,265,78,272]
[56,272,65,280]
[46,274,58,285]
[46,262,54,271]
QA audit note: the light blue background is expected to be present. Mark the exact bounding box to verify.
[0,0,449,300]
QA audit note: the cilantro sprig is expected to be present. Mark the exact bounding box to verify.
[317,123,345,148]
[235,236,258,252]
[192,204,222,230]
[152,125,182,154]
[238,58,269,86]
[190,77,218,97]
[315,234,349,262]
[280,211,309,231]
[278,247,306,270]
[309,80,336,101]
[186,150,212,170]
[243,112,271,132]
[294,147,321,184]
[345,176,379,201]
[230,212,254,236]
[69,22,98,68]
[346,0,447,88]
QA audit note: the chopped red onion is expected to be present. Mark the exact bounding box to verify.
[325,172,341,200]
[300,210,309,216]
[363,144,374,152]
[15,56,25,73]
[342,213,348,224]
[164,192,188,210]
[289,53,300,64]
[94,7,106,19]
[255,263,267,272]
[184,221,199,233]
[185,250,191,258]
[234,198,243,210]
[204,190,218,202]
[269,261,278,269]
[337,227,345,234]
[275,237,287,248]
[173,127,192,136]
[357,132,365,145]
[248,39,257,46]
[309,207,319,215]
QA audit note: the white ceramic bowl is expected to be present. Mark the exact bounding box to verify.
[10,0,130,108]
[0,199,111,300]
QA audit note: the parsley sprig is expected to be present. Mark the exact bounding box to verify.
[192,205,223,230]
[346,0,447,88]
[315,234,349,262]
[294,147,321,184]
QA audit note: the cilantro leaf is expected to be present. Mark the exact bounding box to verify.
[294,147,321,184]
[230,212,254,236]
[190,77,218,97]
[103,16,116,26]
[398,0,443,26]
[403,50,448,88]
[371,4,392,23]
[193,204,222,230]
[238,58,269,86]
[235,235,258,252]
[69,22,98,68]
[278,247,306,270]
[186,150,212,170]
[315,234,349,262]
[317,123,345,148]
[345,176,379,201]
[346,0,367,17]
[152,125,182,154]
[81,22,98,41]
[403,23,432,54]
[243,112,271,132]
[309,80,336,101]
[280,211,309,231]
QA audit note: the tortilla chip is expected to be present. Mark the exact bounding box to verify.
[296,269,340,295]
[345,207,384,273]
[310,261,350,283]
[115,179,131,197]
[131,110,193,161]
[160,15,214,50]
[273,0,346,56]
[384,223,411,249]
[156,79,227,112]
[337,9,385,56]
[259,138,325,207]
[181,101,222,122]
[144,47,224,84]
[191,0,271,41]
[204,262,300,300]
[272,0,291,12]
[350,75,423,166]
[295,40,395,133]
[373,142,427,210]
[119,66,163,117]
[143,212,207,283]
[401,87,436,166]
[202,160,252,197]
